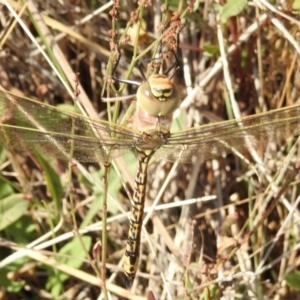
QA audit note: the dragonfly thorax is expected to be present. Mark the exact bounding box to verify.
[132,104,173,136]
[135,129,170,150]
[136,73,181,117]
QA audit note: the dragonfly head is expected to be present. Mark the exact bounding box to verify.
[136,73,180,117]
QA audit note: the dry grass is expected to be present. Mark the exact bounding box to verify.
[0,0,300,299]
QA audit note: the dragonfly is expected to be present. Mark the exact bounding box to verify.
[1,57,300,287]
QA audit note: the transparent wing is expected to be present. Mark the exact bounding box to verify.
[156,105,300,163]
[2,90,300,164]
[0,91,141,162]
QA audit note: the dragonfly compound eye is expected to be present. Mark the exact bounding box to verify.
[136,74,181,117]
[150,86,172,99]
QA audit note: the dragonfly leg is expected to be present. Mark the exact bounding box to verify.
[163,49,181,79]
[111,47,141,86]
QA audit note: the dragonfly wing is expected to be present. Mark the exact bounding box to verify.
[156,105,300,163]
[0,91,139,163]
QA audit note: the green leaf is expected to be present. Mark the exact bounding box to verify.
[219,212,239,236]
[0,194,29,231]
[5,217,37,244]
[188,262,202,270]
[0,176,14,199]
[168,0,187,12]
[218,0,247,23]
[286,271,300,291]
[80,151,138,227]
[203,43,221,57]
[201,283,219,299]
[56,103,76,113]
[46,236,92,297]
[36,155,63,212]
[186,272,193,289]
[172,109,187,132]
[0,258,29,292]
[6,279,25,293]
[292,0,300,10]
[60,235,91,267]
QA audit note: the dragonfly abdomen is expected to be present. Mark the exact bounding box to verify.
[123,148,155,287]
